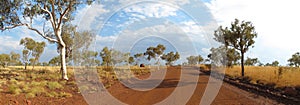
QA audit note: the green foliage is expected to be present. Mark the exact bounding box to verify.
[144,44,166,61]
[1,0,95,80]
[161,52,180,65]
[288,52,300,67]
[187,55,204,65]
[244,57,259,66]
[49,56,61,66]
[8,84,22,95]
[134,53,144,65]
[214,19,257,76]
[47,82,63,90]
[0,53,10,68]
[9,51,22,66]
[100,47,112,66]
[128,56,135,65]
[20,37,46,69]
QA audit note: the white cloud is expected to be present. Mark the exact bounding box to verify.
[75,4,110,31]
[123,3,178,18]
[205,0,300,65]
[0,35,22,52]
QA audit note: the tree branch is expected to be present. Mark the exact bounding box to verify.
[57,2,71,29]
[1,24,24,31]
[40,5,56,30]
[24,23,58,43]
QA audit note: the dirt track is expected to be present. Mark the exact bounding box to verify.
[95,66,279,105]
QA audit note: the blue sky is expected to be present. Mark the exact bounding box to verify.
[1,0,300,66]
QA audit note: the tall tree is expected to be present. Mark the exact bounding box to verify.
[214,19,257,76]
[208,46,240,67]
[144,44,166,65]
[134,53,144,66]
[9,51,21,66]
[22,50,30,70]
[128,56,135,65]
[186,55,203,65]
[161,51,180,66]
[20,37,46,70]
[271,60,279,67]
[82,51,98,66]
[1,0,94,80]
[244,57,259,66]
[100,47,112,66]
[49,56,60,66]
[288,52,300,67]
[0,54,10,68]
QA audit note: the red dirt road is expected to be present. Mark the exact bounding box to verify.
[83,66,278,105]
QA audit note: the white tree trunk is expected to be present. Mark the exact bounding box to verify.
[57,29,69,80]
[60,45,68,80]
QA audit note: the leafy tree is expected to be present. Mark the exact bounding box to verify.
[128,56,135,65]
[134,53,144,66]
[9,51,22,66]
[0,54,10,68]
[49,56,60,66]
[22,50,30,70]
[208,46,240,67]
[214,19,257,76]
[161,51,180,66]
[271,60,279,67]
[100,47,112,66]
[244,57,259,66]
[20,37,46,70]
[144,44,166,65]
[186,55,203,65]
[111,50,129,65]
[288,52,300,67]
[82,51,98,66]
[42,62,49,66]
[1,0,94,80]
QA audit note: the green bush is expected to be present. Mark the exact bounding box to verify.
[8,84,22,95]
[47,82,63,90]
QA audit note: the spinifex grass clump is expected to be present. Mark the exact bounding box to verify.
[224,66,300,88]
[0,67,73,98]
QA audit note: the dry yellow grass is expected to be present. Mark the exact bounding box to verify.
[225,66,300,88]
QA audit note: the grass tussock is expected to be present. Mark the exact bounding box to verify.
[223,66,300,88]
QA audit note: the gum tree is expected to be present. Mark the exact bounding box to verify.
[20,37,46,70]
[1,0,95,80]
[214,19,257,76]
[161,51,180,66]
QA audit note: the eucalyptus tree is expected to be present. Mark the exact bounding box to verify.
[20,37,46,70]
[134,53,144,66]
[214,19,257,76]
[144,44,166,65]
[0,54,10,68]
[288,52,300,67]
[161,51,180,66]
[1,0,95,80]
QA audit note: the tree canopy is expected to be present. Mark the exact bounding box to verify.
[288,52,300,67]
[214,19,257,76]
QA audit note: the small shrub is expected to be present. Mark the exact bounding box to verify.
[8,84,22,95]
[58,92,72,98]
[29,86,46,96]
[25,92,36,98]
[47,82,63,90]
[46,91,59,98]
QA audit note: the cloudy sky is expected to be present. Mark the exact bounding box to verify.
[1,0,300,65]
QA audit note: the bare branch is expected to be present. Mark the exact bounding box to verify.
[1,24,24,31]
[24,23,58,43]
[40,5,56,30]
[50,0,57,28]
[57,1,72,29]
